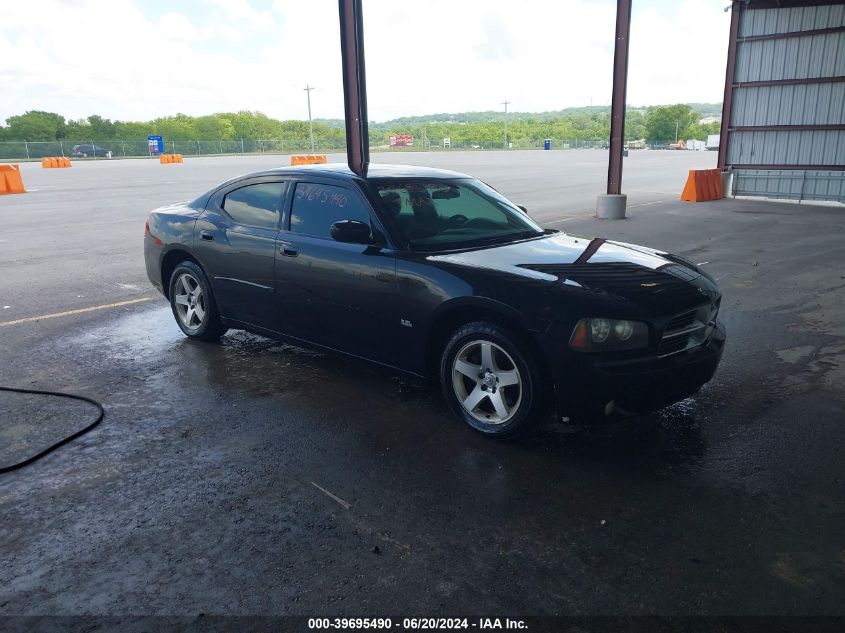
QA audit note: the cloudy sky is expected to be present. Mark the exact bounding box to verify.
[0,0,730,123]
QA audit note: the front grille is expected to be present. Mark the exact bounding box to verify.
[657,333,692,356]
[665,309,697,333]
[658,301,719,357]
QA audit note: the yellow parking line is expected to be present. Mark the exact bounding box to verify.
[0,297,156,327]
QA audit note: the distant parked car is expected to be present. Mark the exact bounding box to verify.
[72,144,112,158]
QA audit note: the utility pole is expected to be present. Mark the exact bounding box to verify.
[501,100,511,149]
[304,84,316,153]
[675,119,679,142]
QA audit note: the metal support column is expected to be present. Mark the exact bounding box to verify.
[338,0,370,177]
[718,0,741,171]
[606,0,631,196]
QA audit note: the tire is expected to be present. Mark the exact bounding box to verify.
[440,321,547,438]
[168,261,228,341]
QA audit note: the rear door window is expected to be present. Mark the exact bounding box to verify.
[222,182,285,229]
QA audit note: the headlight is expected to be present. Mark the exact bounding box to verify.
[569,318,649,352]
[614,320,634,341]
[590,318,611,343]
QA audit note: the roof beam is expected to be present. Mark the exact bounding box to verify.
[730,124,845,131]
[739,25,845,42]
[734,76,845,88]
[731,164,845,170]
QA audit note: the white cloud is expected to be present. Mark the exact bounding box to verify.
[0,0,730,124]
[627,1,729,106]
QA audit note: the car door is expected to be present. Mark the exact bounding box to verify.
[274,179,397,365]
[193,177,287,331]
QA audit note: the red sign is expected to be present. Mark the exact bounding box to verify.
[389,134,414,147]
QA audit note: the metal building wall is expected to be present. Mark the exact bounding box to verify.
[719,1,845,203]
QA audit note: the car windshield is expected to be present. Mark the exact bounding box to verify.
[371,178,544,251]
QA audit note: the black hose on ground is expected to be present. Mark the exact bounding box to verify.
[0,386,104,474]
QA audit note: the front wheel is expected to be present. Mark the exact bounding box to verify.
[168,261,228,341]
[440,321,547,438]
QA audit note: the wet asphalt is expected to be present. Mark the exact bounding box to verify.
[1,152,844,616]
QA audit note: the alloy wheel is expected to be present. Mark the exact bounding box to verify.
[173,273,206,330]
[452,339,523,424]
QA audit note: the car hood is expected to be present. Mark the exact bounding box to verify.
[428,233,717,313]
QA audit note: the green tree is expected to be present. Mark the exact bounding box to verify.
[5,111,67,141]
[87,115,116,139]
[645,104,698,142]
[113,120,152,139]
[231,111,260,139]
[685,120,721,140]
[194,115,234,140]
[625,110,647,141]
[154,114,198,141]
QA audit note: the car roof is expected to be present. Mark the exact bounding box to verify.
[241,162,472,181]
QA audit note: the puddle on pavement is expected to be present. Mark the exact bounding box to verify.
[68,303,443,416]
[56,300,827,484]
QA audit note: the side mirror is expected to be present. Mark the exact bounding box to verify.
[330,220,373,244]
[517,205,528,214]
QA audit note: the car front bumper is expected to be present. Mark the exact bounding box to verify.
[550,321,726,420]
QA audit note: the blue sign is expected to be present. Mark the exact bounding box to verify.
[147,135,164,154]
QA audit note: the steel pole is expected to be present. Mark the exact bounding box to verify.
[718,0,741,171]
[607,0,631,195]
[338,0,369,177]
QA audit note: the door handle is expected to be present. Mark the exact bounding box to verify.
[200,230,214,241]
[279,241,299,257]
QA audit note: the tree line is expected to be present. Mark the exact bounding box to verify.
[0,104,719,146]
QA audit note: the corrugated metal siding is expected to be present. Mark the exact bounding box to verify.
[732,83,845,126]
[739,4,845,37]
[727,4,845,203]
[734,170,845,202]
[728,130,845,165]
[734,32,845,82]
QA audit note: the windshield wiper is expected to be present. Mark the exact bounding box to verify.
[475,230,544,245]
[432,230,545,251]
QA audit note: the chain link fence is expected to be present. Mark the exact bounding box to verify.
[0,138,610,161]
[381,139,609,151]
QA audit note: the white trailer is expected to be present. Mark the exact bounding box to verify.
[706,134,720,151]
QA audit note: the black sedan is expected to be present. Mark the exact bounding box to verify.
[144,163,725,437]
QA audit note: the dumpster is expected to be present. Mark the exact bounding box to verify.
[543,139,552,151]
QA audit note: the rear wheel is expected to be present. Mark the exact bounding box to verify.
[168,261,228,341]
[440,321,547,438]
